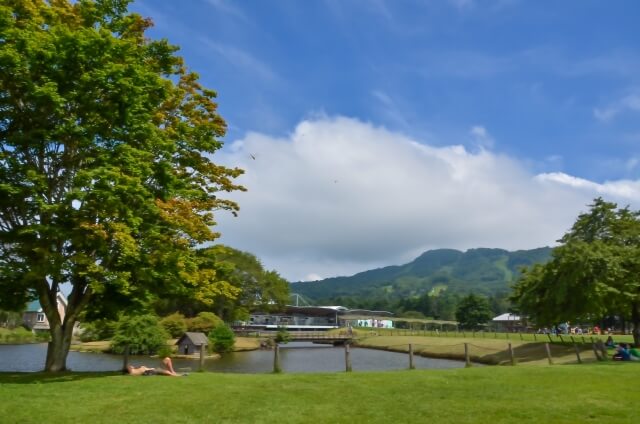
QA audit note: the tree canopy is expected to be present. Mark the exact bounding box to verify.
[512,198,640,345]
[0,0,244,371]
[455,293,492,329]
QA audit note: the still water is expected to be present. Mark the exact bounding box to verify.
[0,342,466,373]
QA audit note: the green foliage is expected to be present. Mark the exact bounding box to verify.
[202,246,291,320]
[0,326,37,344]
[400,310,426,319]
[512,198,640,345]
[0,309,22,329]
[293,248,552,305]
[160,312,188,338]
[0,0,244,371]
[110,314,169,355]
[208,323,235,354]
[455,294,492,329]
[187,312,223,333]
[157,345,174,359]
[275,326,290,344]
[78,319,117,342]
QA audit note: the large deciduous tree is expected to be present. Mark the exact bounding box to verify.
[0,0,244,371]
[512,198,640,345]
[455,293,492,329]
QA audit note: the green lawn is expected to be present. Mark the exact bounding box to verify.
[1,363,637,423]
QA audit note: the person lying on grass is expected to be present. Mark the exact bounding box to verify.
[127,357,185,376]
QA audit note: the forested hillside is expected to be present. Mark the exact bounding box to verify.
[290,248,552,317]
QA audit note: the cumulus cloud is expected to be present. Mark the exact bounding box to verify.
[214,116,640,281]
[469,125,495,149]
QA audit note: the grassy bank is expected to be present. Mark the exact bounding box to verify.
[0,363,636,423]
[354,334,620,365]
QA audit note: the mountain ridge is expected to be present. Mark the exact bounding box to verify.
[290,247,553,302]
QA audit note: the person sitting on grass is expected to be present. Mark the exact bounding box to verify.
[612,343,630,361]
[127,357,183,376]
[605,336,616,348]
[629,344,640,361]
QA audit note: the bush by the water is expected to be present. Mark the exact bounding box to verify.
[275,326,290,344]
[208,323,235,353]
[110,314,169,355]
[160,312,188,338]
[79,319,117,342]
[188,312,223,333]
[0,327,44,343]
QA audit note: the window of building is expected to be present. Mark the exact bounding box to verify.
[36,313,45,323]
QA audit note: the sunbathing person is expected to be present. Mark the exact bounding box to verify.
[127,357,181,376]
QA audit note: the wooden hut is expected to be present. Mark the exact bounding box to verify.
[176,332,208,355]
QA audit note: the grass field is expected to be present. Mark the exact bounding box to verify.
[1,362,637,423]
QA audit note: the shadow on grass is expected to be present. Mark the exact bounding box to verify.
[0,371,123,384]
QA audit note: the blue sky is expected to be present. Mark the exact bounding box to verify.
[130,0,640,281]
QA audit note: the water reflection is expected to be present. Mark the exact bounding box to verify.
[0,342,466,373]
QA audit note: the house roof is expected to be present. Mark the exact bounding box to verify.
[24,293,68,312]
[176,332,209,346]
[492,313,521,322]
[25,300,42,312]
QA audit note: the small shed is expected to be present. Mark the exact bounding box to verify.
[176,332,208,355]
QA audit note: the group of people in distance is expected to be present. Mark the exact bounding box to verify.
[606,336,640,361]
[126,356,186,376]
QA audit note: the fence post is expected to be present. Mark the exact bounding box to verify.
[464,343,471,368]
[558,334,564,343]
[533,333,537,342]
[345,343,352,372]
[592,343,602,361]
[199,343,206,372]
[273,344,282,373]
[596,340,608,359]
[547,333,553,343]
[409,344,415,370]
[573,343,582,364]
[544,343,553,365]
[519,332,524,341]
[122,344,130,373]
[508,343,516,366]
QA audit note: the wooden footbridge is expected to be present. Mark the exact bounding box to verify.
[284,331,353,343]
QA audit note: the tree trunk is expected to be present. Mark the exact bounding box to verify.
[38,279,92,372]
[632,302,640,347]
[45,322,74,372]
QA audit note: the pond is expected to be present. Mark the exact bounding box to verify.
[0,342,467,373]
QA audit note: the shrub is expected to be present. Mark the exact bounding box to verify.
[157,345,175,359]
[110,314,169,355]
[79,319,117,342]
[160,312,188,338]
[187,312,223,333]
[275,326,290,344]
[208,323,235,354]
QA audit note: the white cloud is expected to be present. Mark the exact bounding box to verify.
[469,125,494,149]
[215,116,640,281]
[536,173,640,200]
[594,93,640,122]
